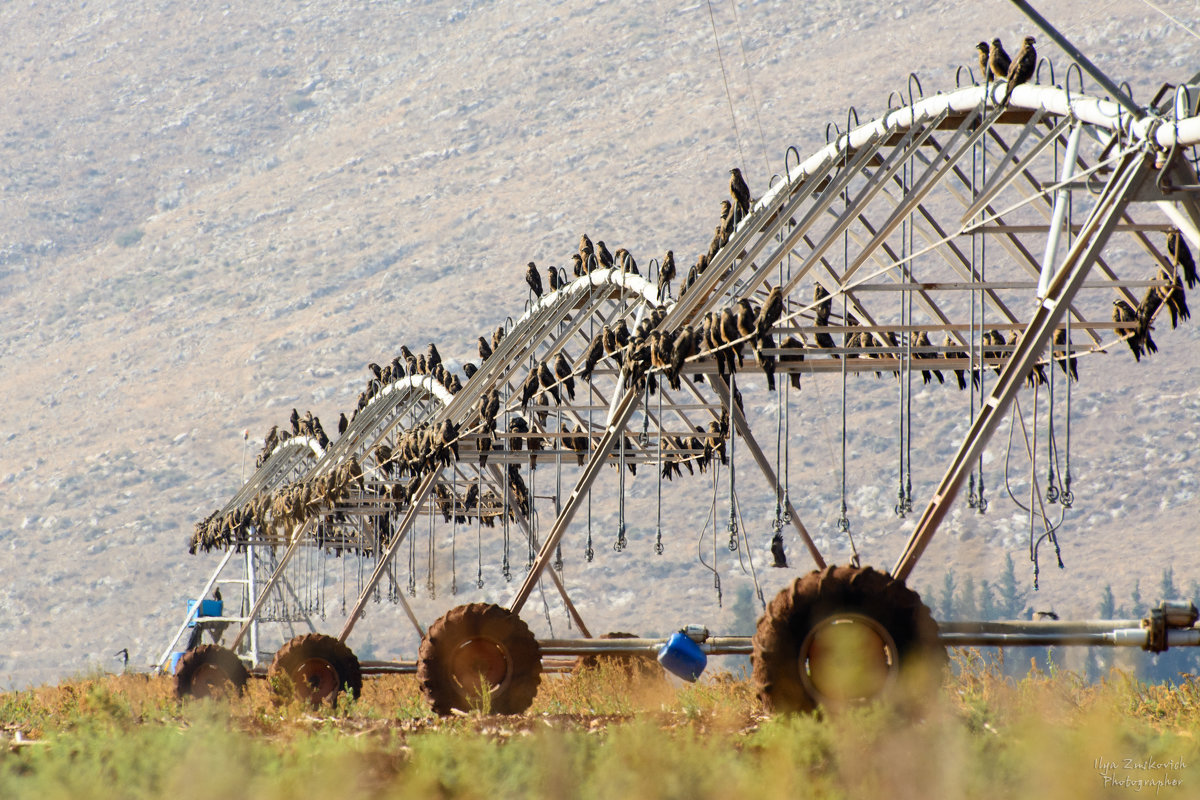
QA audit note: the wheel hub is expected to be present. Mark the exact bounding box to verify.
[450,637,511,696]
[799,613,898,706]
[292,658,340,702]
[192,663,235,699]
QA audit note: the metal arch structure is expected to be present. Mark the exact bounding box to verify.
[507,79,1200,614]
[165,265,679,665]
[163,66,1200,676]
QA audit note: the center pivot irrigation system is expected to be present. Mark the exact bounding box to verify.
[158,16,1200,713]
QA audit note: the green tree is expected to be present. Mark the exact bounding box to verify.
[1130,579,1145,617]
[1099,584,1115,619]
[959,574,978,620]
[939,570,957,621]
[1160,567,1178,602]
[979,579,996,621]
[998,553,1023,618]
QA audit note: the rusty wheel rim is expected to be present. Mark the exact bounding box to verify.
[450,637,512,699]
[192,662,236,699]
[799,613,898,707]
[292,658,340,703]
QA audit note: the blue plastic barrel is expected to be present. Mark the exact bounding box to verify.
[186,598,224,627]
[169,652,185,675]
[657,631,707,681]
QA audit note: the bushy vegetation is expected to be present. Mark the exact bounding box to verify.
[3,656,1199,799]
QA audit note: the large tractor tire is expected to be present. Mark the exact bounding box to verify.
[174,644,250,700]
[270,633,362,705]
[418,603,542,715]
[752,564,945,713]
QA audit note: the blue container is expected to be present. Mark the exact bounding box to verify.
[187,598,224,627]
[657,631,707,682]
[168,652,185,675]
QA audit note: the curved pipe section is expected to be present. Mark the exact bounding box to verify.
[757,84,1200,214]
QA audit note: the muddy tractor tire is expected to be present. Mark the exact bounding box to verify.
[752,564,945,713]
[270,633,362,705]
[174,644,250,700]
[418,602,542,715]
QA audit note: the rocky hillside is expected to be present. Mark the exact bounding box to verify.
[1,0,1197,689]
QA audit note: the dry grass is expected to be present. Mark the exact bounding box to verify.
[2,656,1199,799]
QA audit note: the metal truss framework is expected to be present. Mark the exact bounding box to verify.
[163,78,1200,667]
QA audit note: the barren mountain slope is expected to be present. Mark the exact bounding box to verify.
[0,0,1197,688]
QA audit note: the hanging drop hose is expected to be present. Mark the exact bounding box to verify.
[616,433,627,552]
[696,463,723,607]
[426,487,436,599]
[727,376,739,552]
[475,469,484,589]
[730,489,765,607]
[655,388,664,555]
[450,470,458,596]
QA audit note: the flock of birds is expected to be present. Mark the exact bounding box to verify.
[193,50,1199,558]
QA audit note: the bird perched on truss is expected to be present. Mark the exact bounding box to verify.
[1113,298,1153,361]
[942,333,969,391]
[537,360,560,405]
[659,250,676,300]
[913,331,944,385]
[547,264,564,292]
[1001,36,1036,107]
[1167,230,1198,289]
[1052,329,1078,382]
[337,413,348,436]
[579,234,596,271]
[289,407,301,435]
[975,41,991,83]
[596,241,615,270]
[520,369,540,408]
[554,352,576,401]
[427,343,442,370]
[729,167,751,221]
[525,261,543,297]
[988,37,1012,82]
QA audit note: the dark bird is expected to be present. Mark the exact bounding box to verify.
[463,362,478,379]
[756,333,777,391]
[596,241,614,270]
[525,261,543,297]
[943,333,969,390]
[779,335,805,390]
[538,360,560,404]
[581,334,605,380]
[390,357,405,380]
[756,284,783,340]
[659,250,676,300]
[770,532,788,568]
[988,37,1012,82]
[1113,298,1148,361]
[1168,230,1198,289]
[1052,329,1078,382]
[668,326,696,390]
[913,331,944,385]
[478,336,493,363]
[289,407,300,435]
[571,253,585,279]
[520,369,540,408]
[508,416,529,452]
[1159,267,1191,328]
[729,167,751,221]
[554,352,576,401]
[338,413,348,435]
[579,234,595,271]
[547,264,563,292]
[615,247,639,275]
[976,41,991,82]
[1007,330,1046,386]
[368,362,383,380]
[492,325,506,352]
[1001,36,1036,107]
[427,343,442,370]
